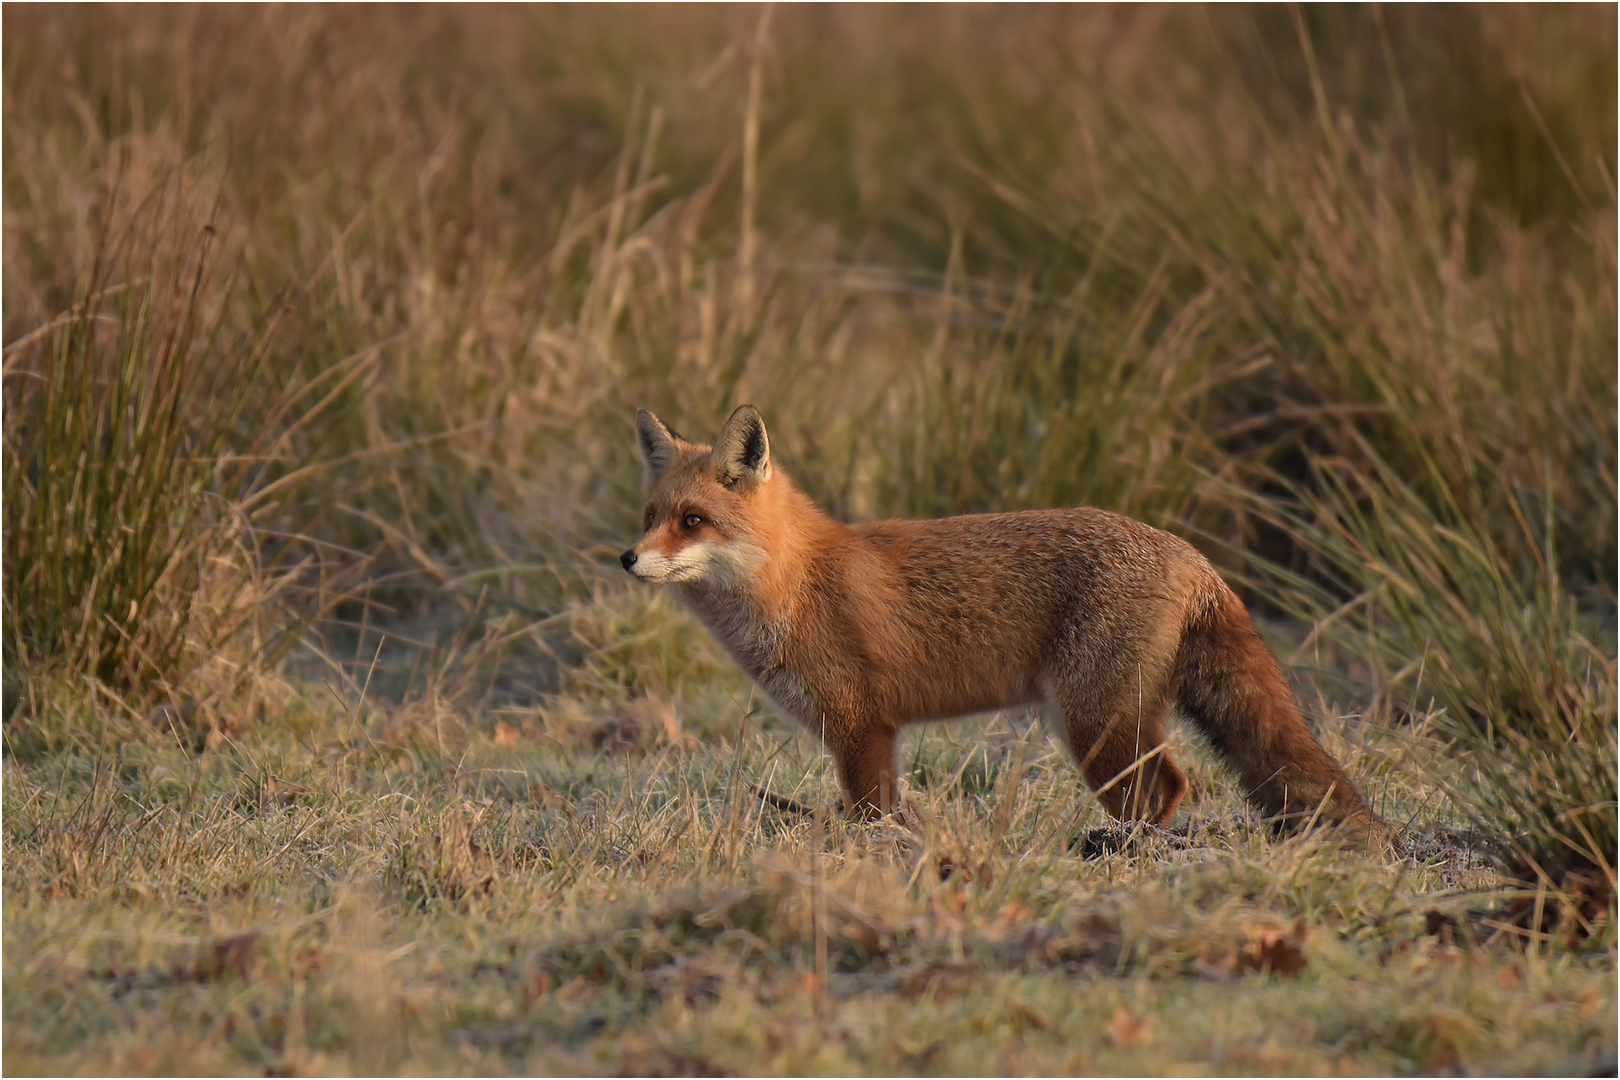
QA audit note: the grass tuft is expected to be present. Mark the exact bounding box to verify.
[1237,447,1615,922]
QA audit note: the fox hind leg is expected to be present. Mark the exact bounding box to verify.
[1050,686,1187,827]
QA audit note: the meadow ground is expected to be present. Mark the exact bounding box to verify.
[1,660,1614,1076]
[4,5,1616,1075]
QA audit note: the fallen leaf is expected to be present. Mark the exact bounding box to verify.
[998,899,1034,925]
[1238,920,1308,977]
[1105,1005,1156,1048]
[799,971,825,999]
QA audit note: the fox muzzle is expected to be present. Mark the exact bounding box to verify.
[619,549,639,573]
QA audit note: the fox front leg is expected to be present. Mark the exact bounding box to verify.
[827,724,901,819]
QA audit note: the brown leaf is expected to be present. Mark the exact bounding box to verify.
[1105,1005,1156,1048]
[218,880,253,900]
[799,971,825,999]
[997,899,1034,926]
[1237,920,1308,978]
[493,722,520,749]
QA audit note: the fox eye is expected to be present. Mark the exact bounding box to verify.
[643,510,654,531]
[682,513,703,529]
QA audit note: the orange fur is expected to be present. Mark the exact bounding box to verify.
[623,405,1378,839]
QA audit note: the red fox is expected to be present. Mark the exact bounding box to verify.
[621,404,1379,840]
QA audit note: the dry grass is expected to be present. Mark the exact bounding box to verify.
[4,687,1614,1076]
[3,5,1614,1075]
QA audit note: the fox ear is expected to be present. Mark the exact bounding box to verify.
[636,409,682,481]
[711,404,772,489]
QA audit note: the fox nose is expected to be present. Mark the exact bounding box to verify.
[620,549,638,572]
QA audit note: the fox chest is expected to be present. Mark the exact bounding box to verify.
[680,593,819,723]
[721,628,819,724]
[712,627,850,731]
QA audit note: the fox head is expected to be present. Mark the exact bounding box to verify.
[620,404,775,588]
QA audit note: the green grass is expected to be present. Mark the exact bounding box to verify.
[3,4,1615,1075]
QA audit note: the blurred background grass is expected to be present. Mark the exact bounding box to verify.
[3,3,1614,891]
